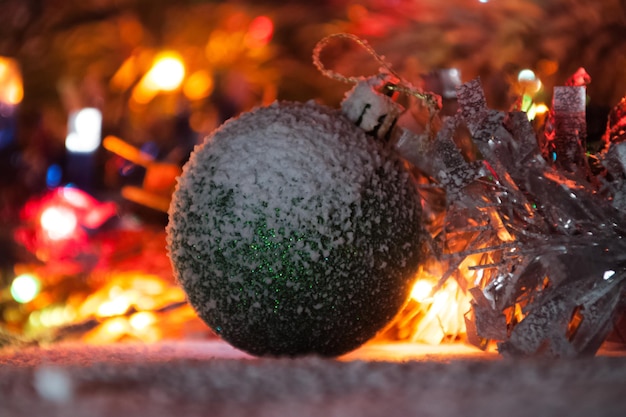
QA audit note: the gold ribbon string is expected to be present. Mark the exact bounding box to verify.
[312,33,442,118]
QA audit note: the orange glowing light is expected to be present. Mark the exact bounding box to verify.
[129,311,157,331]
[110,56,138,91]
[131,52,185,104]
[410,279,434,303]
[183,70,214,101]
[206,30,241,65]
[537,59,559,76]
[130,81,154,104]
[527,103,550,121]
[409,277,470,345]
[145,52,185,91]
[118,16,143,47]
[386,244,495,345]
[103,317,130,336]
[97,294,131,317]
[347,4,369,23]
[75,272,191,343]
[0,56,23,105]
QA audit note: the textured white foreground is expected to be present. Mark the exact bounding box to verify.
[1,341,625,417]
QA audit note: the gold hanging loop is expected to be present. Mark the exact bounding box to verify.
[313,33,442,122]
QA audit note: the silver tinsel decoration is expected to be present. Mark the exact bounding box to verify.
[396,77,626,357]
[315,34,625,357]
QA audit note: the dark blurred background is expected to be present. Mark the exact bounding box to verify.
[1,0,624,203]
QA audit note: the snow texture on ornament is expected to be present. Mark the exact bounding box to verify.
[167,101,423,357]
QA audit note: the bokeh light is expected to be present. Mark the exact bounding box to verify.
[410,279,434,303]
[40,205,78,240]
[245,16,274,47]
[517,69,542,95]
[144,52,185,91]
[65,108,103,153]
[10,273,42,304]
[131,51,186,104]
[183,70,214,101]
[0,56,23,105]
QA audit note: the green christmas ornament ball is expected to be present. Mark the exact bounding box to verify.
[167,101,423,357]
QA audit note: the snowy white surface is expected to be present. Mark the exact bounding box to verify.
[1,341,626,417]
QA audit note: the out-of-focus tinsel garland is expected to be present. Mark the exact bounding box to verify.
[402,76,626,357]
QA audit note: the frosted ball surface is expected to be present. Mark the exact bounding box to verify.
[167,101,423,356]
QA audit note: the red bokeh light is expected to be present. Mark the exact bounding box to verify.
[246,16,274,47]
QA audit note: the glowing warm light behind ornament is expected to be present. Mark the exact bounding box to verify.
[10,273,41,303]
[410,279,433,303]
[65,108,103,153]
[391,254,483,344]
[40,205,78,240]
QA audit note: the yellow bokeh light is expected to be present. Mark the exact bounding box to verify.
[144,52,185,91]
[527,103,550,121]
[103,317,130,336]
[410,279,434,303]
[130,51,185,104]
[129,311,157,331]
[10,273,41,304]
[97,294,131,317]
[38,305,75,328]
[131,79,158,104]
[76,273,189,343]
